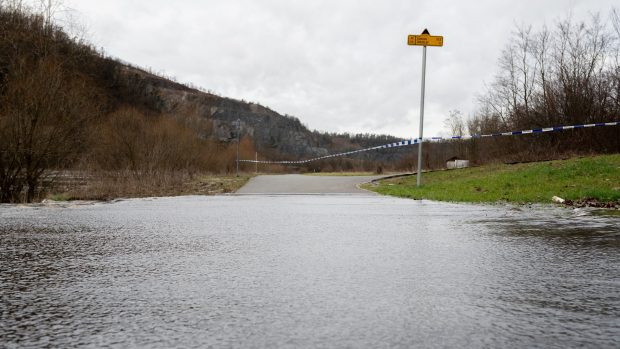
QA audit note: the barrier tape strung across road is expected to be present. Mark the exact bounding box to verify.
[239,121,620,165]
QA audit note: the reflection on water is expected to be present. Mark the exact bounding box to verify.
[1,196,619,348]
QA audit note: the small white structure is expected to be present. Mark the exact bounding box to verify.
[446,156,469,169]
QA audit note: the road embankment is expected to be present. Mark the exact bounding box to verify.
[47,174,253,201]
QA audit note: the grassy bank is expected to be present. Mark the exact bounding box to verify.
[47,173,253,201]
[363,154,620,206]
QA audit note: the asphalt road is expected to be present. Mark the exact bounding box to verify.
[236,174,386,195]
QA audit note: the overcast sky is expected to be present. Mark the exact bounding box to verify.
[57,0,618,138]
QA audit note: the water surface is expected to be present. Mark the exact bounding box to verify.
[1,196,619,348]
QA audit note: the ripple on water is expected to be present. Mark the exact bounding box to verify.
[1,196,619,348]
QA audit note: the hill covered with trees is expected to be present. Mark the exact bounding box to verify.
[0,2,401,202]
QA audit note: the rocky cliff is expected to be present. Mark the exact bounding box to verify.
[125,65,401,161]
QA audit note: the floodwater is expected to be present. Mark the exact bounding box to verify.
[1,195,619,348]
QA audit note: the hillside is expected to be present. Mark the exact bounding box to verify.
[0,5,405,202]
[122,65,328,158]
[117,63,406,160]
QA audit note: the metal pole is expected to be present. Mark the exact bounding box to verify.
[236,119,240,177]
[255,151,258,174]
[416,46,427,187]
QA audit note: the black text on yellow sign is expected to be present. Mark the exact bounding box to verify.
[407,34,443,47]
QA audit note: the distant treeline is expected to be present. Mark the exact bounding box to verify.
[445,11,620,164]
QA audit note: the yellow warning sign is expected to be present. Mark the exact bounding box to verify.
[408,34,443,47]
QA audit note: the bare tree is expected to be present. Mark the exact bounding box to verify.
[444,109,465,137]
[38,0,63,26]
[609,8,620,116]
[470,11,620,164]
[533,25,554,124]
[443,109,468,159]
[0,56,97,202]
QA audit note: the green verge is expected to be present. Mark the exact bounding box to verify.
[362,154,620,204]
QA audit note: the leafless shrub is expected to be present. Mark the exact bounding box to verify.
[468,11,620,164]
[0,56,99,202]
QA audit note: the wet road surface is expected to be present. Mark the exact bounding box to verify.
[236,174,385,194]
[1,193,619,348]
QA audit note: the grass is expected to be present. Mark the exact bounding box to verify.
[363,154,620,204]
[47,193,71,202]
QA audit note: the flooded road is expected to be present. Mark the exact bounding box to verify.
[1,195,619,348]
[236,174,386,194]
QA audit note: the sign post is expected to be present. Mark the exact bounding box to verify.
[235,119,240,177]
[407,29,443,187]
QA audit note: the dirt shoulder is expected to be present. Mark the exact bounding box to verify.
[48,174,253,201]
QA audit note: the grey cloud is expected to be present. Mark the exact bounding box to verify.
[63,0,617,138]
